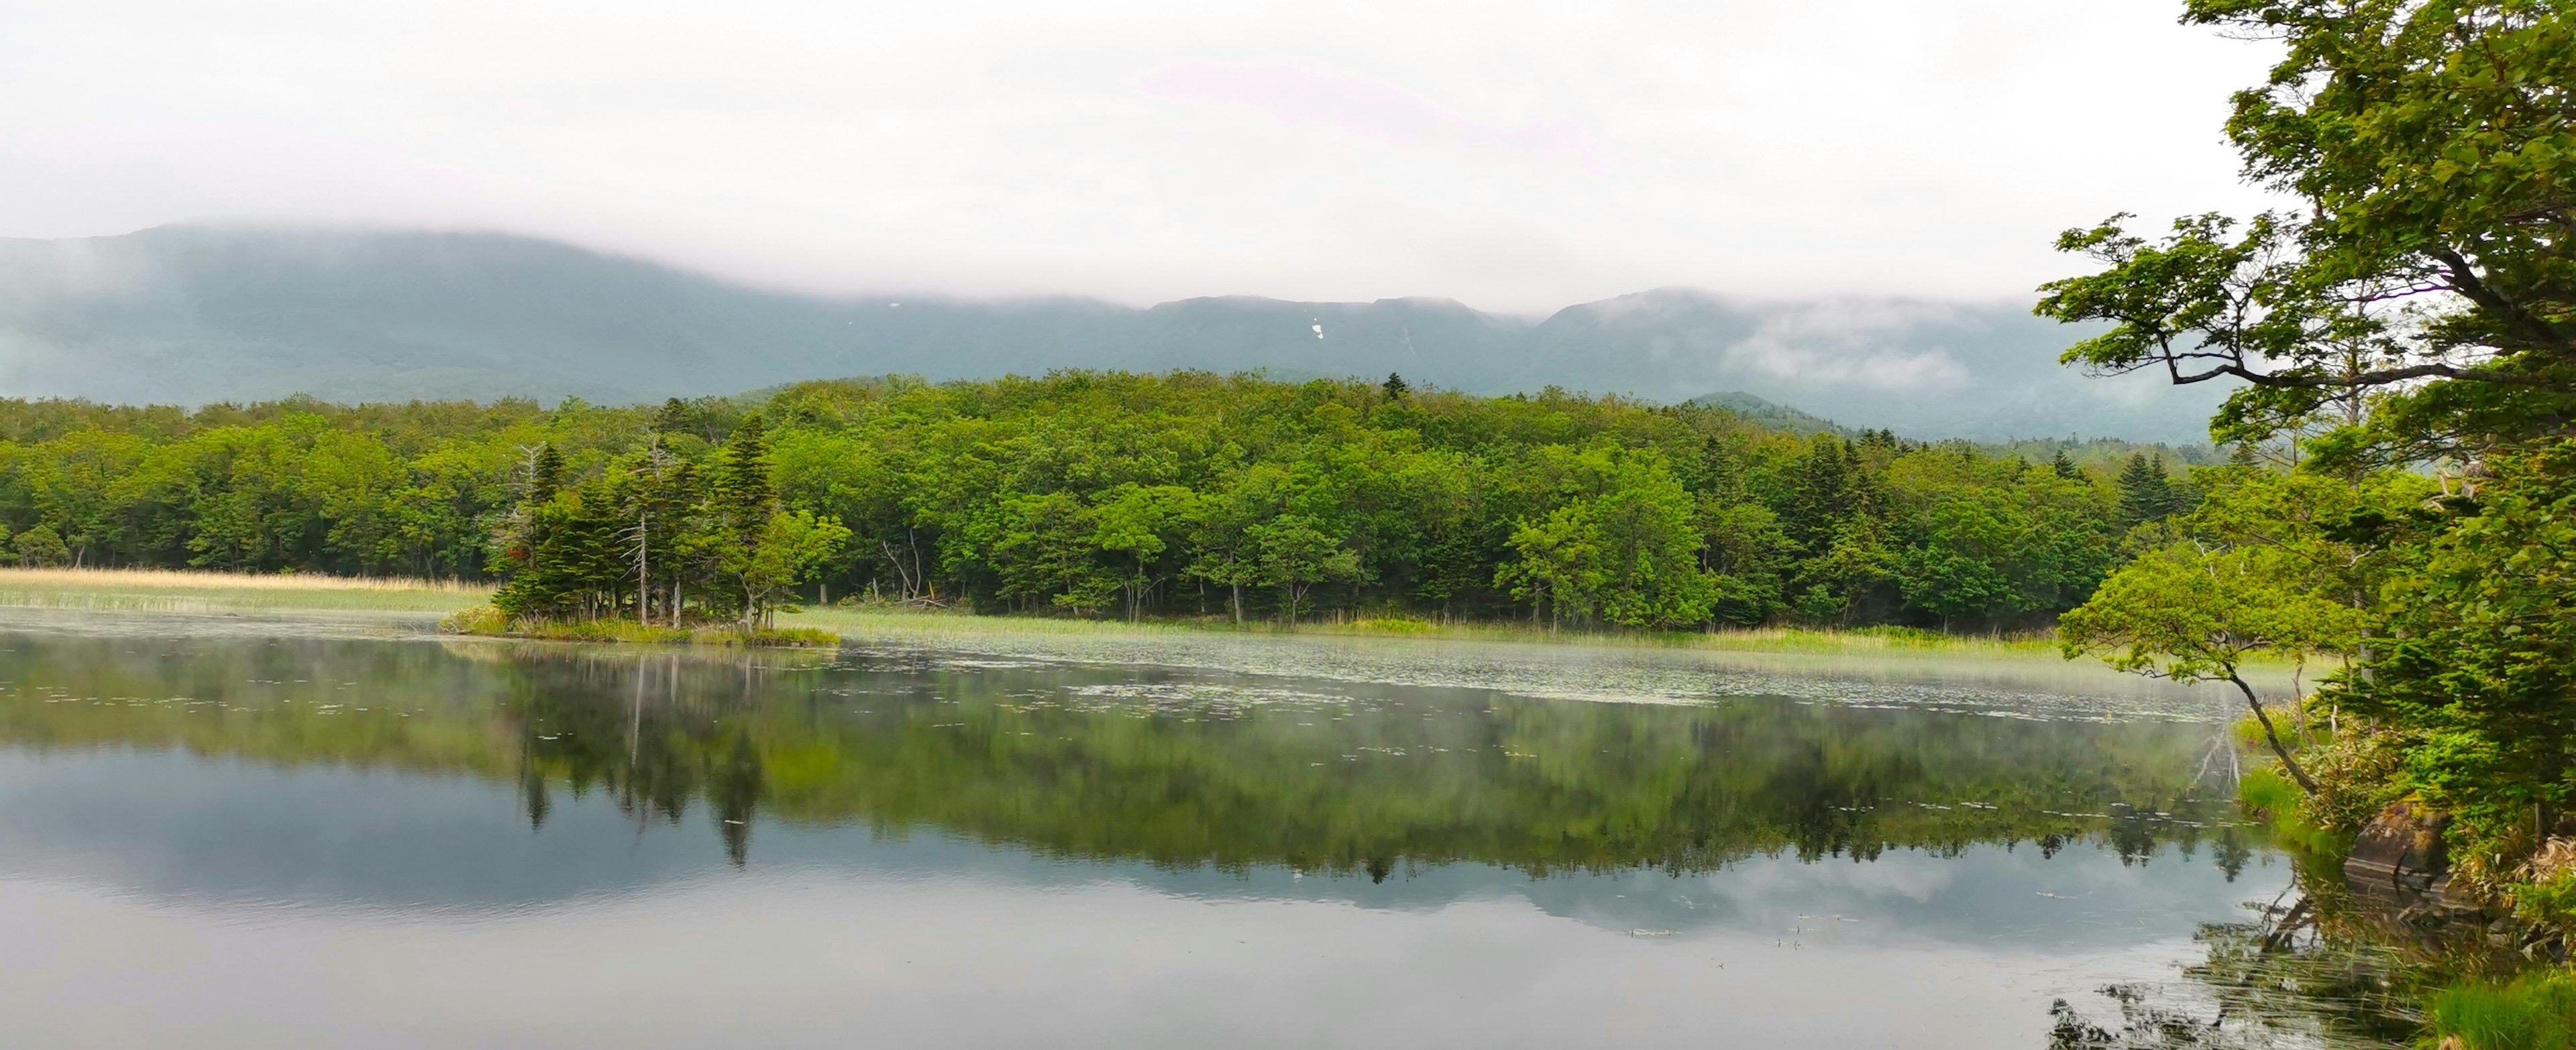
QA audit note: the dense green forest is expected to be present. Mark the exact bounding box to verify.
[0,376,2205,632]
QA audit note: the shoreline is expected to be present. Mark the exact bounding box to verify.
[0,568,2300,708]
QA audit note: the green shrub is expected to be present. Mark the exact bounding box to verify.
[2300,723,2410,835]
[439,604,511,635]
[714,625,839,648]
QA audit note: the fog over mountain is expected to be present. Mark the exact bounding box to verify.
[0,226,2229,443]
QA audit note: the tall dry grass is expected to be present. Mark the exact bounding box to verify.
[0,567,492,594]
[0,567,491,615]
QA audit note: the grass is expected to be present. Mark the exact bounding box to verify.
[2238,764,2353,859]
[2428,970,2576,1049]
[0,566,490,615]
[798,604,2076,658]
[439,603,839,648]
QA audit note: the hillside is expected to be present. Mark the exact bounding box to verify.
[0,225,2231,442]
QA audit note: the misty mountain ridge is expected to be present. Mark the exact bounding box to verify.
[0,225,2229,443]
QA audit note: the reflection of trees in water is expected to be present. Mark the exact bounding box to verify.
[483,651,2254,878]
[0,635,2266,878]
[2045,852,2542,1049]
[513,655,768,867]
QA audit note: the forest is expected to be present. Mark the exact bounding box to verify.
[0,375,2204,633]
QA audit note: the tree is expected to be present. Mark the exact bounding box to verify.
[2060,544,2349,792]
[528,443,567,503]
[2114,454,2178,527]
[1700,501,1791,626]
[1183,480,1269,625]
[1898,498,2021,629]
[2334,441,2576,859]
[1789,517,1894,626]
[2036,3,2576,463]
[2037,2,2576,886]
[2058,468,2407,792]
[990,492,1116,615]
[710,415,773,545]
[619,439,693,625]
[1090,484,1197,622]
[725,510,852,629]
[1582,454,1715,629]
[11,524,69,568]
[1250,515,1358,623]
[1497,505,1600,631]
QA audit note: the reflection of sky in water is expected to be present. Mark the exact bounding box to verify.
[0,622,2298,1049]
[0,749,2283,1049]
[0,748,2281,951]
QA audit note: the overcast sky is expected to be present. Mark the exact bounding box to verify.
[2,1,2281,313]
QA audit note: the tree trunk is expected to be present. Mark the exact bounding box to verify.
[636,512,650,626]
[2230,674,2320,793]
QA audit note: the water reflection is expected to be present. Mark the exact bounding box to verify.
[0,634,2260,882]
[0,629,2314,1049]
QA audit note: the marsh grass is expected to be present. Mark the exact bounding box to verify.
[441,604,838,648]
[2238,765,2353,859]
[2428,970,2576,1049]
[803,605,2068,658]
[0,567,490,615]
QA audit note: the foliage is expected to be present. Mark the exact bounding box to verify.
[2330,441,2576,873]
[2037,1,2576,464]
[11,523,69,567]
[2037,0,2576,966]
[0,373,2157,633]
[2058,468,2413,788]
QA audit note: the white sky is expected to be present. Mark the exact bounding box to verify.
[0,1,2281,313]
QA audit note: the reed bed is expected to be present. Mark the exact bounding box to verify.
[0,568,490,592]
[0,567,490,615]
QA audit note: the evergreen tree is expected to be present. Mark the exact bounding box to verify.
[2114,454,2176,527]
[527,443,566,503]
[712,414,774,540]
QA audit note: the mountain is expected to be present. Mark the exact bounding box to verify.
[0,225,2231,441]
[1681,391,1848,437]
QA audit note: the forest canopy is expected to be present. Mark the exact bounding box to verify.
[0,374,2205,632]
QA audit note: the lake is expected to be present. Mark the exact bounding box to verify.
[0,616,2363,1048]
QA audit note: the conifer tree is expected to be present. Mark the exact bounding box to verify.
[2051,450,2081,480]
[2115,454,2175,527]
[528,443,566,503]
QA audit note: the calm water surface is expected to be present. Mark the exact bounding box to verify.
[0,620,2313,1049]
